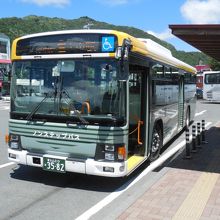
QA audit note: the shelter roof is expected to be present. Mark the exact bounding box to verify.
[169,24,220,61]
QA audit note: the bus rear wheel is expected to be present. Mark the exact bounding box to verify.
[149,125,162,162]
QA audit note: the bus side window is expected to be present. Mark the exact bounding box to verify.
[217,74,220,84]
[152,63,165,106]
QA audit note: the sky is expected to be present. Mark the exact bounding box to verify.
[1,0,220,52]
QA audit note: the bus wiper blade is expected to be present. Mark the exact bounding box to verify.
[26,92,55,122]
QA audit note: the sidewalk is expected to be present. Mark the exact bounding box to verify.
[118,123,220,220]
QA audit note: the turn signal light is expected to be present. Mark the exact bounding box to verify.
[5,134,9,144]
[118,146,126,160]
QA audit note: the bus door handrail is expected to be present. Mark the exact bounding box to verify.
[138,120,144,145]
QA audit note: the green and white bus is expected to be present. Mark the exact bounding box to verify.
[7,30,196,177]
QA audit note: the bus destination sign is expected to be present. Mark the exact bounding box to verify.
[16,34,117,56]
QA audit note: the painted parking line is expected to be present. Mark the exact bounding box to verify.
[76,122,212,220]
[0,162,15,169]
[0,106,10,111]
[195,110,207,117]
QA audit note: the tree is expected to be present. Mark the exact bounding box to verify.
[209,57,220,70]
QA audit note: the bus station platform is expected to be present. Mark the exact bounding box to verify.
[117,123,220,220]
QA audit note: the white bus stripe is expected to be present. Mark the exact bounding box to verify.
[75,121,212,220]
[0,162,15,169]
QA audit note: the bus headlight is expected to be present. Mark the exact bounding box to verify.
[105,145,114,152]
[10,142,19,149]
[9,134,21,150]
[105,152,115,161]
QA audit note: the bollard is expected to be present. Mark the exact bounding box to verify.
[201,120,208,144]
[191,125,197,153]
[185,128,191,159]
[197,122,202,148]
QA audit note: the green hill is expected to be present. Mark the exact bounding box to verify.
[0,15,209,66]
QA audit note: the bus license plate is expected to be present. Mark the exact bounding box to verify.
[43,157,65,173]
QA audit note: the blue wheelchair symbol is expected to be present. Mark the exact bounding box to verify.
[102,37,115,52]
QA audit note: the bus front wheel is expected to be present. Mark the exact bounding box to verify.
[149,125,162,162]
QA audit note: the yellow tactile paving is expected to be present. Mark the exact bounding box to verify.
[172,172,219,220]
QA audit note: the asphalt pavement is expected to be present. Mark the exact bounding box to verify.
[0,100,220,220]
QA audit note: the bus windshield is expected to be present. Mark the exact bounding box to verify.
[11,59,126,125]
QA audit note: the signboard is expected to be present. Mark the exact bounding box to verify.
[16,34,117,56]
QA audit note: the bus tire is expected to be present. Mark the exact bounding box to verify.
[149,124,162,162]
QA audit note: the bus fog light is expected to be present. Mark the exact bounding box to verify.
[9,153,16,159]
[103,167,114,172]
[10,142,19,149]
[105,153,114,161]
[119,166,125,172]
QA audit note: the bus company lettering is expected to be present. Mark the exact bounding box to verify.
[33,131,80,140]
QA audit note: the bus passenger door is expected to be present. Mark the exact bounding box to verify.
[128,68,147,156]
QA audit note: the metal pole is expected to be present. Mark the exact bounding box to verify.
[185,128,191,159]
[201,119,208,144]
[191,125,197,153]
[197,122,201,148]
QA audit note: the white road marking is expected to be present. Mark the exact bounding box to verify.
[195,110,207,117]
[0,107,10,110]
[75,121,212,220]
[0,104,10,111]
[0,162,15,169]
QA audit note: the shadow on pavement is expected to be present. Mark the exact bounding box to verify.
[167,125,220,174]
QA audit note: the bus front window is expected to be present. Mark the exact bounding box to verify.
[11,59,126,125]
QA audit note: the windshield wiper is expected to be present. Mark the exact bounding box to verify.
[26,91,55,122]
[26,74,89,124]
[55,75,89,125]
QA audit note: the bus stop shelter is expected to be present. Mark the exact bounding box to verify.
[169,24,220,62]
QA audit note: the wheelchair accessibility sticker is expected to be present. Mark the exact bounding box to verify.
[102,36,115,52]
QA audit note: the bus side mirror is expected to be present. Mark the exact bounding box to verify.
[116,39,131,81]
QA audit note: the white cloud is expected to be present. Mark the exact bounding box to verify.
[20,0,70,7]
[147,29,174,41]
[181,0,220,23]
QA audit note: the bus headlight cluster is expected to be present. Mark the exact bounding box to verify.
[104,144,115,161]
[95,144,126,162]
[9,134,21,150]
[104,144,114,161]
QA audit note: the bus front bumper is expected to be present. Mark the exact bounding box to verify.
[8,149,127,177]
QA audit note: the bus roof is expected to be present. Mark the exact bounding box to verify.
[12,29,196,74]
[203,71,220,74]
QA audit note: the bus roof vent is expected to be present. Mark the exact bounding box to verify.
[138,38,172,58]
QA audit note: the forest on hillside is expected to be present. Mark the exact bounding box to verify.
[0,15,209,66]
